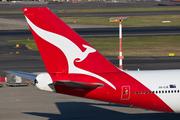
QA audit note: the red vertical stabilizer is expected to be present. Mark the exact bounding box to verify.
[22,7,120,74]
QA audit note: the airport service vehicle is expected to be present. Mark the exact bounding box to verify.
[6,7,180,113]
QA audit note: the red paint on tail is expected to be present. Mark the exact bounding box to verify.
[22,7,119,74]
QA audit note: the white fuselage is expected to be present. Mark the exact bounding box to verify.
[125,69,180,113]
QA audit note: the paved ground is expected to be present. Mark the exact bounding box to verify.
[1,86,180,120]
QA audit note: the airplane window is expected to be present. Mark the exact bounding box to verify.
[171,90,173,93]
[165,90,167,93]
[137,91,139,94]
[156,91,158,94]
[140,91,142,94]
[178,90,179,93]
[149,91,151,94]
[123,92,125,95]
[146,91,148,94]
[143,91,145,94]
[162,91,164,93]
[133,91,135,94]
[168,90,170,93]
[159,91,161,93]
[152,91,154,94]
[174,90,176,93]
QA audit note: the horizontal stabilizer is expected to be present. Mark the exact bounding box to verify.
[4,71,37,81]
[49,81,104,89]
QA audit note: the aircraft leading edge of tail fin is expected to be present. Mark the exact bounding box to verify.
[22,7,120,75]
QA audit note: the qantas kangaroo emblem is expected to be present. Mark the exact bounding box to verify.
[75,44,96,62]
[25,16,116,90]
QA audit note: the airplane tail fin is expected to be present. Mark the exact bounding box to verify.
[22,7,119,74]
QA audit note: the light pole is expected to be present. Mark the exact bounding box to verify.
[109,17,128,69]
[118,19,124,70]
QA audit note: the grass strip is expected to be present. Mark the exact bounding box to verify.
[8,39,38,50]
[61,15,180,26]
[0,11,23,13]
[7,36,180,56]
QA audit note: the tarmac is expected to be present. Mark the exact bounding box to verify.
[1,86,179,120]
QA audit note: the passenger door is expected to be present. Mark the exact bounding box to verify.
[121,86,130,100]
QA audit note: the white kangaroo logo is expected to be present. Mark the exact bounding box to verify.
[26,16,116,90]
[75,45,96,62]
